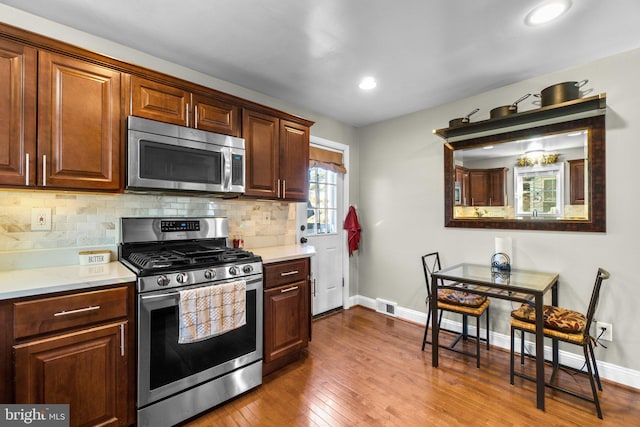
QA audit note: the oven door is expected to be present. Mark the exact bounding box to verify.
[137,274,263,408]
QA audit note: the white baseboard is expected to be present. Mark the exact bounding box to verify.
[350,295,640,390]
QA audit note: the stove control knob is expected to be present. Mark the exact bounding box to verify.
[242,265,254,274]
[228,266,239,276]
[157,275,170,287]
[204,269,216,280]
[176,272,188,284]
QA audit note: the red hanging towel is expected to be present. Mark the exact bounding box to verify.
[343,205,361,256]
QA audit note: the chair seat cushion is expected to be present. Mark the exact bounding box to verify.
[511,303,586,333]
[437,289,487,308]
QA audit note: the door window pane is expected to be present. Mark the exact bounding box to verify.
[307,167,338,235]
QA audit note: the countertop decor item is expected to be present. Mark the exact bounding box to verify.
[78,250,110,265]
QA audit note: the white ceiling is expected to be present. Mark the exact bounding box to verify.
[3,0,640,127]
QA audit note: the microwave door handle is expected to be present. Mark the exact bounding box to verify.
[223,148,232,191]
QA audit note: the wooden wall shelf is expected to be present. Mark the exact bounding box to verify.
[434,94,606,141]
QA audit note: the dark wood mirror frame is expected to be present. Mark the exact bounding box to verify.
[444,115,606,232]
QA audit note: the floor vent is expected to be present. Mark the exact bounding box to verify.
[375,298,397,317]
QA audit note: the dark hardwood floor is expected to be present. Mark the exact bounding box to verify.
[184,306,640,426]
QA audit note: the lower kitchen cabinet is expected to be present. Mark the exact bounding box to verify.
[263,258,311,375]
[8,284,135,427]
[14,322,128,427]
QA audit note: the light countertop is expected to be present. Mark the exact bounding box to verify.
[0,262,136,300]
[0,245,314,300]
[249,244,316,264]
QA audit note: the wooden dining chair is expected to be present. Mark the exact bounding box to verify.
[510,268,610,419]
[421,252,490,368]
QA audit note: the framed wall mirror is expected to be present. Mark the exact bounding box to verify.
[443,115,605,232]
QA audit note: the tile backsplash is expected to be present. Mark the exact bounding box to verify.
[0,190,297,253]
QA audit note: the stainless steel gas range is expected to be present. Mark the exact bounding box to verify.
[118,217,263,427]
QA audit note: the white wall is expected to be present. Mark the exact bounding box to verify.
[357,48,640,371]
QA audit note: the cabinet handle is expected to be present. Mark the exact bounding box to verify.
[280,286,299,293]
[282,180,286,199]
[280,270,299,277]
[194,104,199,129]
[42,154,46,187]
[53,305,100,317]
[277,179,281,198]
[186,103,190,127]
[120,323,125,357]
[25,153,29,186]
[313,279,316,297]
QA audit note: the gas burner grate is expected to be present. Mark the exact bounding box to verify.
[129,251,192,269]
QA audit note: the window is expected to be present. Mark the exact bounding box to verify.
[514,164,565,218]
[307,167,338,235]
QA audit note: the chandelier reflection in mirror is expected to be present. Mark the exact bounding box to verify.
[517,151,559,167]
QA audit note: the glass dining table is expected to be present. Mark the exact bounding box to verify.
[430,263,559,411]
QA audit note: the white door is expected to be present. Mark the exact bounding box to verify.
[297,163,345,316]
[308,166,344,315]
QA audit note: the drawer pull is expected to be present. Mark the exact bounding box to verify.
[53,305,100,317]
[281,286,299,293]
[280,270,299,277]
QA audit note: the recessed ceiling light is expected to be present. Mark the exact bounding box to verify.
[525,0,571,26]
[359,76,377,90]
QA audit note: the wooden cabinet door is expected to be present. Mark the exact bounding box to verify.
[279,120,309,202]
[243,109,279,199]
[192,93,240,136]
[130,75,189,126]
[455,166,466,206]
[468,170,488,206]
[38,51,122,191]
[0,39,37,187]
[14,322,128,427]
[488,168,507,206]
[569,159,585,205]
[263,280,308,363]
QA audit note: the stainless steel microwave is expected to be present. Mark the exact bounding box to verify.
[126,116,245,195]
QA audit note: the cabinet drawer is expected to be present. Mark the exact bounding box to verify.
[13,287,128,339]
[264,259,309,289]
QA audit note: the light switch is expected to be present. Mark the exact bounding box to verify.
[31,208,52,231]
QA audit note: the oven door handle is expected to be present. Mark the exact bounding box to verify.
[141,291,179,300]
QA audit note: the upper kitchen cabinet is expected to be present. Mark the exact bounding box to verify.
[279,120,310,201]
[38,51,122,191]
[130,76,189,126]
[0,39,37,187]
[243,109,310,201]
[0,37,122,192]
[454,166,506,207]
[130,76,241,136]
[568,159,585,205]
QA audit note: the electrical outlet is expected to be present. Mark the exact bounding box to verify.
[596,321,613,341]
[31,208,52,231]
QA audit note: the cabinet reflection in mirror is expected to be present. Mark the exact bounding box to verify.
[444,116,605,232]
